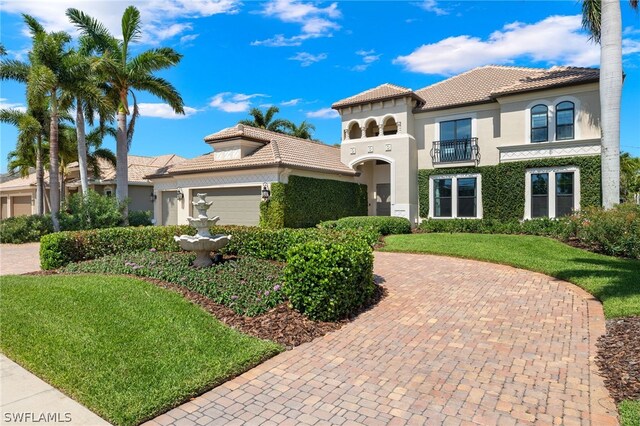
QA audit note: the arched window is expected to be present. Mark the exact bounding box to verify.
[348,122,362,139]
[365,120,378,137]
[382,117,398,135]
[531,104,548,143]
[556,101,575,140]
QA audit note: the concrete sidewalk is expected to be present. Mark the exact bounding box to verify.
[0,355,110,426]
[0,243,41,275]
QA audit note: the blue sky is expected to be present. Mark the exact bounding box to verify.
[1,0,639,173]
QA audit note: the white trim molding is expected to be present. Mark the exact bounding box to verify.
[428,173,483,219]
[524,166,581,220]
[499,139,600,162]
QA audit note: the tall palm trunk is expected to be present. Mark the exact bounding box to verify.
[600,0,622,209]
[35,136,44,215]
[116,109,129,223]
[75,99,89,196]
[49,91,60,231]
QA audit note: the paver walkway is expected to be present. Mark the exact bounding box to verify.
[0,243,40,275]
[147,252,617,426]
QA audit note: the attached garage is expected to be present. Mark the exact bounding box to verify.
[1,197,7,219]
[191,187,261,226]
[162,191,178,225]
[12,196,32,217]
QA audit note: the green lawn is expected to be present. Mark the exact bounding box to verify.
[381,233,640,319]
[0,274,282,426]
[620,401,640,426]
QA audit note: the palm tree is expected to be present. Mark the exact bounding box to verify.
[239,106,292,133]
[582,0,639,208]
[15,15,75,231]
[284,120,316,140]
[62,38,115,197]
[67,6,184,221]
[0,107,48,214]
[620,152,640,202]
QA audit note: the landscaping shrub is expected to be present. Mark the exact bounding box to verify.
[318,216,412,235]
[571,203,640,259]
[128,210,153,227]
[260,175,368,228]
[63,251,285,316]
[59,190,124,231]
[41,225,379,269]
[0,214,53,244]
[419,217,571,238]
[284,239,375,321]
[418,156,601,220]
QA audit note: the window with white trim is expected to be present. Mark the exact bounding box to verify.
[525,167,580,219]
[430,174,482,219]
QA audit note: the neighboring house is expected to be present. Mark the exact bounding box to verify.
[147,126,357,226]
[0,154,185,220]
[333,65,601,224]
[148,65,603,227]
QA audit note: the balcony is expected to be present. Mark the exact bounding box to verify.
[431,138,479,164]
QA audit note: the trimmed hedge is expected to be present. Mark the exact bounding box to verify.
[285,240,375,321]
[0,214,53,244]
[41,225,379,320]
[418,156,601,220]
[318,216,412,235]
[260,175,368,228]
[419,217,572,238]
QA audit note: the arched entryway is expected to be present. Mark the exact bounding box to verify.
[350,156,393,217]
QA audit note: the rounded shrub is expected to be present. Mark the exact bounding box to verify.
[318,216,412,236]
[0,214,53,244]
[283,240,375,321]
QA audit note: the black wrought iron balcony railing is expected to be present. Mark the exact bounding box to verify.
[430,138,479,164]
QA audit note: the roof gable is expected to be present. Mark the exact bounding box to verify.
[331,83,418,109]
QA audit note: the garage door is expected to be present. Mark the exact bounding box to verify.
[191,187,261,226]
[162,191,178,225]
[12,196,32,217]
[1,197,7,219]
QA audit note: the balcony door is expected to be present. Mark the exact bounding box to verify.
[439,118,472,162]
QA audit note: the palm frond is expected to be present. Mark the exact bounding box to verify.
[131,75,184,113]
[66,8,119,53]
[92,148,116,167]
[121,6,142,49]
[582,0,601,43]
[0,59,30,82]
[0,44,6,56]
[22,14,45,37]
[127,48,183,74]
[27,64,56,105]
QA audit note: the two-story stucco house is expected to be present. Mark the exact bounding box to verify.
[149,65,602,227]
[333,65,601,224]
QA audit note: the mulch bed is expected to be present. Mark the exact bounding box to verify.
[596,317,640,403]
[24,270,387,350]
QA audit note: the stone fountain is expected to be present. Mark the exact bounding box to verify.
[174,193,231,267]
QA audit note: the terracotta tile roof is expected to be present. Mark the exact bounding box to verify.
[0,172,49,191]
[331,83,419,109]
[65,154,187,184]
[414,65,543,111]
[158,124,355,177]
[489,66,599,96]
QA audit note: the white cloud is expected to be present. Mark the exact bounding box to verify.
[281,98,302,106]
[138,103,198,119]
[623,26,640,36]
[0,98,27,113]
[252,0,341,47]
[179,34,199,44]
[393,15,623,75]
[417,0,448,16]
[306,107,338,119]
[2,0,240,44]
[351,49,381,72]
[289,52,327,67]
[209,92,269,113]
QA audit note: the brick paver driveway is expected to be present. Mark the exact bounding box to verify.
[0,243,40,275]
[149,252,617,426]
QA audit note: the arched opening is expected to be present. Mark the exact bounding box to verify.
[348,122,362,139]
[382,117,398,135]
[353,157,392,216]
[365,120,379,138]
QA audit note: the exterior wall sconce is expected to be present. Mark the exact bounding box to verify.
[176,188,184,201]
[261,182,271,201]
[150,192,157,202]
